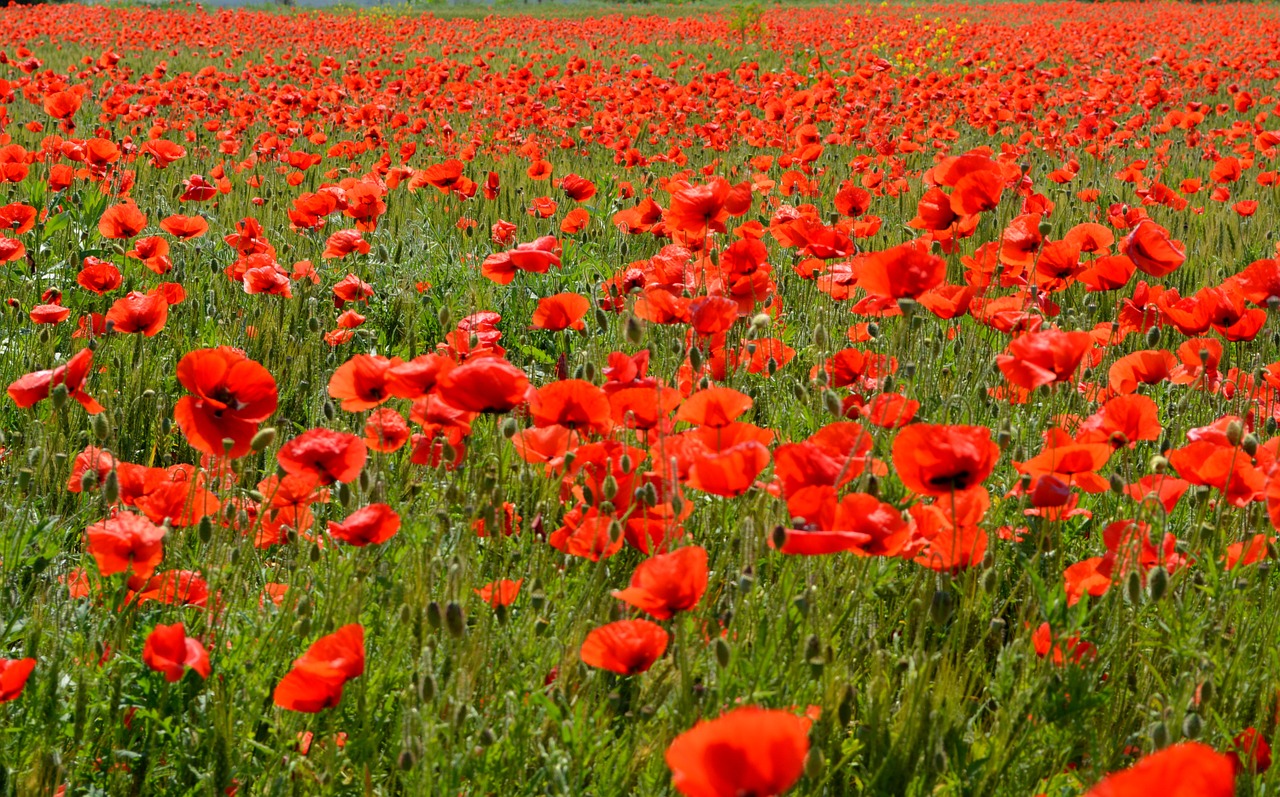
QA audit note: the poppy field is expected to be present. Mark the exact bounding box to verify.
[3,0,1280,794]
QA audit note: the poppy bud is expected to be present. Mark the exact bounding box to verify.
[881,374,895,393]
[534,617,550,636]
[445,601,465,638]
[1182,712,1202,739]
[495,417,517,439]
[338,482,352,507]
[804,748,825,781]
[1125,569,1142,605]
[738,571,754,593]
[1148,566,1169,601]
[930,589,954,624]
[602,475,618,500]
[1226,420,1243,447]
[426,601,443,631]
[79,469,99,492]
[618,455,633,474]
[1198,347,1211,364]
[671,338,685,356]
[309,542,322,562]
[771,525,787,550]
[812,324,827,348]
[713,637,731,668]
[50,383,68,410]
[1151,721,1170,750]
[397,749,416,771]
[1109,473,1125,495]
[823,390,842,417]
[198,515,213,543]
[903,362,916,379]
[593,308,609,332]
[792,381,808,401]
[1243,433,1259,456]
[437,307,452,330]
[988,617,1006,642]
[865,474,879,498]
[981,567,998,593]
[624,314,644,344]
[102,470,119,505]
[1198,678,1215,705]
[250,427,276,452]
[867,322,879,338]
[689,346,704,372]
[322,400,336,421]
[92,413,110,441]
[997,428,1012,449]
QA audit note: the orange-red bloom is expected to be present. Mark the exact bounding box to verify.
[666,707,810,797]
[143,623,211,682]
[579,619,668,675]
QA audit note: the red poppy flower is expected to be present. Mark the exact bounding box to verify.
[1228,728,1272,774]
[173,347,278,458]
[580,619,668,675]
[159,214,209,240]
[363,408,410,452]
[858,241,946,299]
[686,441,770,498]
[29,304,70,325]
[612,546,708,619]
[676,387,752,428]
[143,623,211,682]
[77,258,122,295]
[892,424,1000,497]
[278,429,368,485]
[666,707,810,797]
[475,578,522,608]
[99,202,148,239]
[327,503,400,547]
[996,328,1094,390]
[1083,742,1232,797]
[529,379,612,434]
[8,347,103,414]
[0,658,36,703]
[322,229,371,259]
[42,90,81,120]
[85,511,166,580]
[328,354,396,411]
[1123,220,1186,277]
[274,624,365,713]
[105,290,169,336]
[435,357,529,414]
[532,292,590,332]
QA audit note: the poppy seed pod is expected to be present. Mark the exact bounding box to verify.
[714,637,731,668]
